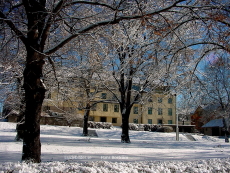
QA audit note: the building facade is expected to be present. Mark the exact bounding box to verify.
[42,84,177,126]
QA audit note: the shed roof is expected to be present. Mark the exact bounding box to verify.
[202,118,224,128]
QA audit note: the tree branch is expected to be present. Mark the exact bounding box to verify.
[40,0,65,47]
[64,1,119,11]
[0,11,27,46]
[44,0,186,55]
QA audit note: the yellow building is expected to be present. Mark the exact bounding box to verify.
[88,92,176,126]
[42,84,176,126]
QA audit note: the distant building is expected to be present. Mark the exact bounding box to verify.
[42,81,177,126]
[191,104,223,132]
[202,118,225,136]
[89,91,176,126]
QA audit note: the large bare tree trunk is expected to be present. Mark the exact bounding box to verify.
[21,50,46,163]
[83,103,90,136]
[223,117,229,143]
[20,0,47,162]
[121,112,131,143]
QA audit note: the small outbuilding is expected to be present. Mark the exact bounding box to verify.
[202,118,225,136]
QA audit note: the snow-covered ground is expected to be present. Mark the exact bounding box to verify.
[1,122,230,172]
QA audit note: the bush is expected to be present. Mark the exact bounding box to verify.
[142,124,162,132]
[128,123,139,130]
[156,126,174,132]
[88,121,113,129]
[143,124,151,131]
[163,126,174,132]
[127,123,163,131]
[150,125,162,132]
[121,123,174,132]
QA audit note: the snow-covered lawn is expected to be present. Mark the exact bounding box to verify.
[1,122,230,172]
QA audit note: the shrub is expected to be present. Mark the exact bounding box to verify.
[156,126,173,132]
[150,125,162,132]
[88,121,113,129]
[128,123,139,130]
[163,126,174,132]
[142,124,162,132]
[127,123,163,131]
[143,124,151,131]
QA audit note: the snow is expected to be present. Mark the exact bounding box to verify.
[1,122,230,172]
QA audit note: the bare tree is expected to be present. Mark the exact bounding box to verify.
[96,20,186,142]
[199,54,230,140]
[0,28,26,140]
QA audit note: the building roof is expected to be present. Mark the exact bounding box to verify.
[202,118,224,128]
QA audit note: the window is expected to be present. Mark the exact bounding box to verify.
[91,103,97,111]
[148,119,152,124]
[168,120,172,124]
[78,102,83,110]
[63,94,68,101]
[68,79,74,84]
[114,104,119,112]
[148,97,153,102]
[112,95,117,100]
[132,85,140,91]
[90,92,94,97]
[168,108,172,116]
[112,118,117,123]
[158,108,163,115]
[101,93,107,99]
[43,106,50,111]
[89,116,94,121]
[103,104,108,112]
[100,117,107,122]
[148,107,152,115]
[133,95,140,102]
[47,93,51,99]
[168,98,173,104]
[133,119,138,124]
[158,119,162,124]
[133,107,138,114]
[158,97,162,103]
